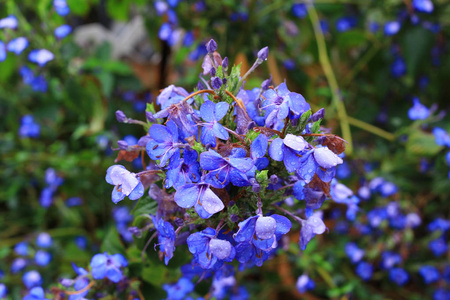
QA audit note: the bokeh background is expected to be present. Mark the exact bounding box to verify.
[0,0,449,299]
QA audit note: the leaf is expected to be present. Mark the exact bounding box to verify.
[228,64,241,94]
[115,150,140,163]
[322,135,346,154]
[131,196,158,217]
[401,27,433,78]
[337,30,368,49]
[67,0,91,15]
[406,130,443,157]
[101,226,126,255]
[106,0,131,21]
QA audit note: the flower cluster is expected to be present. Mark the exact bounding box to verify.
[107,39,347,298]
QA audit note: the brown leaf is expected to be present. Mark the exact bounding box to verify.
[322,135,346,154]
[115,150,140,163]
[306,174,331,197]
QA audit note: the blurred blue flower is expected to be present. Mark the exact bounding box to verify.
[292,4,307,19]
[389,268,409,286]
[54,24,72,39]
[35,250,52,266]
[0,284,6,299]
[36,232,52,248]
[419,265,440,284]
[429,237,448,256]
[432,127,450,147]
[11,258,27,273]
[391,56,406,78]
[14,241,29,256]
[296,274,315,293]
[384,21,401,36]
[0,41,6,62]
[335,16,357,32]
[163,277,194,300]
[90,253,128,283]
[19,115,40,138]
[23,287,49,300]
[7,37,29,55]
[345,242,364,263]
[23,270,43,289]
[29,49,54,66]
[408,97,430,120]
[53,0,70,16]
[0,15,18,29]
[356,261,373,281]
[413,0,434,13]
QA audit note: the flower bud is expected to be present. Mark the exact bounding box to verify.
[174,218,184,227]
[145,111,156,123]
[261,75,272,91]
[211,76,223,89]
[197,80,206,90]
[210,67,216,77]
[270,174,279,184]
[257,46,269,61]
[206,39,217,53]
[222,57,229,69]
[128,227,142,238]
[117,140,128,150]
[115,110,127,123]
[311,108,325,122]
[230,214,240,223]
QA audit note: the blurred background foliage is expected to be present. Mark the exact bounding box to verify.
[0,0,449,299]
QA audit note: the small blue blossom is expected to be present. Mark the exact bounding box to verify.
[384,21,401,36]
[166,149,201,189]
[335,16,357,32]
[380,251,402,269]
[29,49,54,66]
[391,56,406,78]
[11,258,27,273]
[428,237,448,256]
[432,127,450,147]
[428,218,450,232]
[408,97,430,120]
[199,101,229,147]
[152,215,176,265]
[163,277,194,300]
[345,242,364,263]
[296,146,343,183]
[36,232,52,248]
[434,289,450,300]
[0,41,6,62]
[0,15,18,29]
[105,165,144,203]
[413,0,434,13]
[53,0,70,16]
[54,24,72,39]
[292,4,307,19]
[23,287,49,300]
[299,215,326,250]
[356,261,373,281]
[296,274,315,293]
[90,252,128,283]
[0,284,7,299]
[419,265,440,284]
[269,134,308,173]
[14,241,29,256]
[34,250,52,266]
[389,268,409,286]
[7,37,29,55]
[23,270,43,289]
[19,115,40,138]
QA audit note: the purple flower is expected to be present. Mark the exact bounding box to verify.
[296,274,315,293]
[257,46,269,61]
[389,268,409,286]
[187,228,235,269]
[0,15,18,29]
[345,242,364,263]
[53,0,70,16]
[206,39,217,53]
[28,49,54,66]
[408,97,430,120]
[174,182,224,219]
[7,37,29,55]
[356,261,373,281]
[90,253,128,283]
[166,149,201,189]
[23,270,42,289]
[146,120,182,167]
[199,101,229,147]
[36,233,52,248]
[11,258,27,273]
[105,165,144,203]
[154,0,169,15]
[200,149,254,188]
[384,21,401,36]
[419,265,440,284]
[211,76,223,89]
[413,0,434,13]
[54,25,72,39]
[269,134,308,173]
[152,216,176,265]
[163,277,194,300]
[299,215,326,250]
[381,251,402,269]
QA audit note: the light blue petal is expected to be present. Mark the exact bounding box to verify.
[269,138,284,161]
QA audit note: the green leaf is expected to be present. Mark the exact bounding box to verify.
[337,30,368,49]
[101,226,126,255]
[228,64,241,94]
[402,27,433,78]
[406,130,443,157]
[106,0,131,21]
[131,196,158,217]
[67,0,91,16]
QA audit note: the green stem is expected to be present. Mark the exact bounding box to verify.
[347,116,395,141]
[307,5,354,156]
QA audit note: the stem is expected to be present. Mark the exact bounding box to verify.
[223,127,247,144]
[182,89,216,103]
[141,231,157,262]
[271,205,303,223]
[347,116,395,141]
[307,5,353,156]
[127,119,148,127]
[135,170,162,177]
[276,184,295,191]
[64,280,96,295]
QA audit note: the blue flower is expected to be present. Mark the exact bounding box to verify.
[187,228,235,269]
[6,37,29,55]
[35,250,52,266]
[384,21,401,36]
[174,182,224,219]
[299,215,326,250]
[413,0,434,13]
[36,232,52,248]
[234,214,291,252]
[428,218,450,232]
[23,270,43,289]
[11,258,27,273]
[53,0,70,16]
[146,121,183,167]
[23,287,49,300]
[355,261,373,281]
[155,1,169,15]
[292,4,307,19]
[345,242,364,263]
[54,24,72,39]
[250,133,269,171]
[19,115,40,138]
[0,284,7,299]
[151,216,176,265]
[432,127,450,147]
[199,101,229,147]
[14,241,29,255]
[0,41,6,62]
[295,146,343,183]
[90,252,128,283]
[200,149,254,188]
[153,100,197,140]
[68,277,90,300]
[419,265,440,284]
[434,289,450,300]
[163,277,194,300]
[105,165,144,203]
[335,16,357,32]
[429,237,448,256]
[389,268,409,286]
[270,134,309,173]
[296,274,315,293]
[262,83,310,129]
[166,149,201,189]
[28,49,54,66]
[391,56,406,78]
[408,97,430,120]
[380,251,402,269]
[0,15,18,29]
